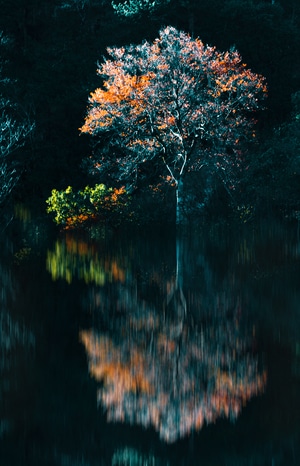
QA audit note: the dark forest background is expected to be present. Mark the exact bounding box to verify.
[0,0,299,223]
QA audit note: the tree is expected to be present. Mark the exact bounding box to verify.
[80,26,267,224]
[0,105,33,206]
[0,33,34,210]
[111,0,170,17]
[241,91,300,216]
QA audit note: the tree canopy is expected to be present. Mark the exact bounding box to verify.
[111,0,169,17]
[80,26,267,223]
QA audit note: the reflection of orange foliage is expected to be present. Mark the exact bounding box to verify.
[91,362,151,394]
[111,260,126,282]
[216,368,267,402]
[65,234,93,256]
[65,233,96,257]
[157,334,176,354]
[129,314,159,331]
[80,313,267,443]
[65,237,124,276]
[51,234,127,285]
[80,331,152,396]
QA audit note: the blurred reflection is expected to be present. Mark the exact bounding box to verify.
[46,233,128,285]
[80,298,266,443]
[0,236,35,438]
[112,447,164,466]
[44,229,266,443]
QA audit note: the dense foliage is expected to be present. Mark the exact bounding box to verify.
[46,184,128,228]
[80,26,267,224]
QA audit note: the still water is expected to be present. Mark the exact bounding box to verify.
[0,208,299,465]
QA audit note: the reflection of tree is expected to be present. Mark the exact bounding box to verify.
[80,295,266,443]
[111,447,164,466]
[46,229,266,442]
[0,239,32,358]
[46,233,128,285]
[0,235,35,438]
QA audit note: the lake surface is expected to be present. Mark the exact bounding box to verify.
[0,207,299,465]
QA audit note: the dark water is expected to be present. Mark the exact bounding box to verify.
[0,207,299,465]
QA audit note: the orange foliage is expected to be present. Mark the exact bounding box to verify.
[79,26,267,191]
[80,73,153,135]
[110,186,126,203]
[65,213,95,229]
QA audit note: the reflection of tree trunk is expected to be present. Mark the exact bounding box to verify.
[176,177,184,226]
[164,234,187,321]
[163,233,187,395]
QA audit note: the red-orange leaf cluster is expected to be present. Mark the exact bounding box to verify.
[79,26,267,202]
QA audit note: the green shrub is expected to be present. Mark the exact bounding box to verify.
[46,184,128,228]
